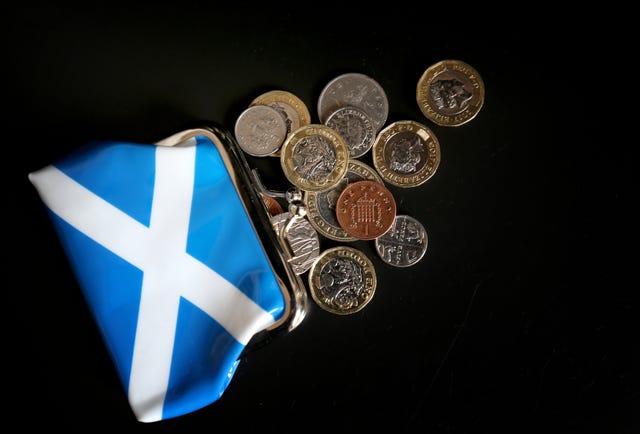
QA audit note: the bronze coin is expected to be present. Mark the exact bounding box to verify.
[260,193,284,216]
[335,180,396,240]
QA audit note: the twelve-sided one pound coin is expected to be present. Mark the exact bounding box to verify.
[372,120,441,188]
[280,124,349,192]
[308,246,377,315]
[416,59,485,127]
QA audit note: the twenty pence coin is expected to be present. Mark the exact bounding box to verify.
[375,214,428,267]
[270,212,320,275]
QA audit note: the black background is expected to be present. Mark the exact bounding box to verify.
[5,5,635,433]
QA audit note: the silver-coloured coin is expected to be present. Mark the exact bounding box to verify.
[234,104,287,157]
[251,100,300,138]
[270,212,320,275]
[304,160,383,242]
[325,105,375,158]
[268,101,300,136]
[317,72,389,132]
[374,214,428,267]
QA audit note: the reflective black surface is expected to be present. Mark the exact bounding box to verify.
[6,6,634,433]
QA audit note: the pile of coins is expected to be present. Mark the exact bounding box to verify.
[234,59,484,315]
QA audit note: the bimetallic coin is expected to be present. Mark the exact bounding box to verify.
[416,59,485,127]
[372,120,441,188]
[250,90,312,137]
[375,215,428,267]
[317,72,389,132]
[308,246,376,315]
[271,212,320,275]
[280,124,349,192]
[335,180,396,241]
[305,160,383,242]
[234,104,287,157]
[325,105,375,159]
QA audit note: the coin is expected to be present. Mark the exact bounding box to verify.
[234,104,287,156]
[260,193,284,216]
[375,214,428,267]
[280,124,349,192]
[305,160,383,242]
[271,212,320,275]
[335,180,396,240]
[317,72,389,132]
[372,120,441,188]
[250,90,312,137]
[308,246,376,315]
[325,105,375,159]
[416,59,485,127]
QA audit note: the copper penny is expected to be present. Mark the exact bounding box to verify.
[335,180,396,240]
[260,193,284,216]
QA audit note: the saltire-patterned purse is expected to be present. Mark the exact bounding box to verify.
[28,124,308,422]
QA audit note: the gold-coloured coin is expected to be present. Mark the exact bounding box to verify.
[280,124,349,192]
[305,160,383,242]
[308,246,377,315]
[416,59,485,127]
[372,120,441,188]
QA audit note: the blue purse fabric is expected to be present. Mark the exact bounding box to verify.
[28,134,286,422]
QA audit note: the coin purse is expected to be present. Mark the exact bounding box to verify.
[28,124,308,423]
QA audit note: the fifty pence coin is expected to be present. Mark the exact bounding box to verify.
[372,120,441,188]
[234,104,287,157]
[308,246,377,315]
[305,160,383,242]
[375,214,428,267]
[416,59,485,127]
[317,72,389,132]
[271,211,320,275]
[250,89,312,137]
[335,180,396,241]
[325,105,375,159]
[280,124,349,192]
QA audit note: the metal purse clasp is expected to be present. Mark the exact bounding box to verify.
[155,123,310,352]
